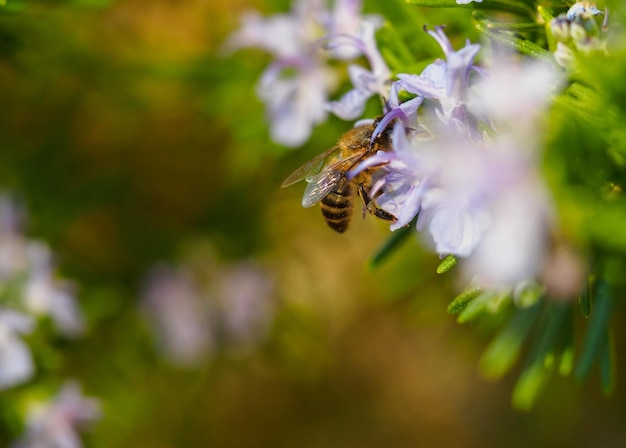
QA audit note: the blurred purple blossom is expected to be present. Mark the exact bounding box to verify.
[23,243,84,337]
[324,0,382,60]
[468,56,561,138]
[226,0,334,147]
[13,381,101,448]
[0,196,84,332]
[0,193,87,390]
[0,195,29,280]
[0,308,35,389]
[213,261,275,348]
[141,265,215,366]
[226,0,327,58]
[227,0,390,146]
[257,60,336,147]
[141,258,275,366]
[325,18,391,119]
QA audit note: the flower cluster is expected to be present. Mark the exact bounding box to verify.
[0,195,100,447]
[350,28,564,290]
[0,195,85,390]
[226,0,391,147]
[549,1,607,67]
[12,381,101,448]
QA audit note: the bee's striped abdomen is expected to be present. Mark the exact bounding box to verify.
[320,179,354,233]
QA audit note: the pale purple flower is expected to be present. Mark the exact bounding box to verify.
[395,27,481,127]
[463,164,552,288]
[22,243,84,337]
[328,0,363,36]
[324,0,380,60]
[0,308,35,389]
[418,133,548,264]
[13,381,101,448]
[227,0,335,147]
[258,60,336,147]
[140,265,214,367]
[377,123,550,279]
[549,1,607,66]
[350,123,431,230]
[357,52,562,289]
[213,262,275,349]
[227,0,392,145]
[469,55,561,138]
[0,195,29,280]
[456,0,483,4]
[225,0,327,58]
[383,126,498,256]
[553,42,576,68]
[141,259,275,363]
[457,55,562,287]
[325,18,391,119]
[371,27,481,143]
[567,1,604,20]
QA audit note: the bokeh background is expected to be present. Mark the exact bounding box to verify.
[1,0,626,447]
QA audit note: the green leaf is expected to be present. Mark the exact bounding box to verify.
[376,22,417,72]
[479,305,541,378]
[471,12,541,31]
[473,16,553,61]
[599,328,616,395]
[558,346,574,376]
[447,286,483,315]
[457,291,495,323]
[556,305,575,377]
[574,280,613,381]
[368,220,415,269]
[526,302,571,366]
[512,362,548,412]
[405,0,534,16]
[436,254,457,274]
[536,5,555,24]
[537,5,557,53]
[510,302,570,410]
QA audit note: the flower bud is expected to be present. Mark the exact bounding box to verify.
[550,17,571,42]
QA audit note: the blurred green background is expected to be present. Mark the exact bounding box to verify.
[1,0,626,447]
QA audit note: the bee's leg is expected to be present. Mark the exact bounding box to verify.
[357,184,397,222]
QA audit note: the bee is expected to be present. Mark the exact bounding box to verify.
[281,119,397,233]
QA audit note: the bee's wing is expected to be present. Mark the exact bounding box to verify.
[301,169,344,208]
[300,151,368,208]
[281,146,341,188]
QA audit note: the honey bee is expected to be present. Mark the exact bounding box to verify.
[281,119,397,233]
